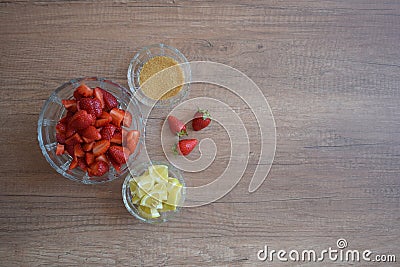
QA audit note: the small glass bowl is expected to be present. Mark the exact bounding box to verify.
[127,43,191,108]
[122,161,185,223]
[37,77,144,184]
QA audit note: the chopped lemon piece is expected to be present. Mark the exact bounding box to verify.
[160,203,176,212]
[138,206,160,219]
[166,185,182,206]
[148,165,169,183]
[131,195,141,204]
[128,164,184,220]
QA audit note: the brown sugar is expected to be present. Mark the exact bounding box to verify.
[139,56,184,101]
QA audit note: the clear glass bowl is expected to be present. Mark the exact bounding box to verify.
[127,43,191,108]
[122,161,185,223]
[37,77,144,184]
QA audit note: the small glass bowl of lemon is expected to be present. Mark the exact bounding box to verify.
[122,161,185,223]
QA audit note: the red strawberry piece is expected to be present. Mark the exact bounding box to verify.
[110,130,122,144]
[74,84,93,98]
[82,136,94,143]
[56,144,65,155]
[93,87,105,109]
[192,109,212,131]
[56,122,67,133]
[77,157,88,171]
[100,124,116,140]
[68,110,95,130]
[82,141,95,152]
[78,98,102,118]
[95,111,113,128]
[69,157,78,170]
[85,152,95,165]
[61,99,77,112]
[125,130,140,155]
[108,145,128,164]
[167,115,187,136]
[123,110,132,127]
[108,156,122,173]
[74,143,85,157]
[59,116,69,125]
[88,160,109,177]
[110,108,125,127]
[65,144,75,157]
[95,119,109,128]
[102,89,118,110]
[65,127,77,138]
[95,154,108,163]
[93,139,110,157]
[65,132,83,146]
[82,125,101,141]
[174,139,198,156]
[56,132,66,144]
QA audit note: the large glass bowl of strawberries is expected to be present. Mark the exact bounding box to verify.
[38,77,144,184]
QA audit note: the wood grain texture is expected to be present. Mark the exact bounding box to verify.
[0,0,399,266]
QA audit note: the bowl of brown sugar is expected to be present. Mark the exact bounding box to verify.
[127,44,191,108]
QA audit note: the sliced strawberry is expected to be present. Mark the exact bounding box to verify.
[111,130,122,144]
[69,157,78,170]
[85,152,95,165]
[68,110,95,130]
[125,130,140,155]
[94,87,105,109]
[56,144,65,155]
[123,110,132,127]
[102,90,118,110]
[82,136,94,143]
[78,98,102,118]
[82,126,101,141]
[56,122,67,133]
[108,156,122,173]
[65,127,77,138]
[65,132,83,145]
[95,154,108,163]
[65,144,75,157]
[77,157,88,171]
[56,132,66,144]
[74,84,93,98]
[108,145,128,164]
[61,99,77,112]
[59,116,69,125]
[74,143,85,157]
[88,161,109,177]
[95,111,113,127]
[93,139,110,157]
[100,124,116,140]
[110,108,125,127]
[82,141,95,152]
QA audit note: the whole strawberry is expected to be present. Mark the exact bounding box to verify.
[173,139,198,156]
[192,109,211,131]
[168,115,188,136]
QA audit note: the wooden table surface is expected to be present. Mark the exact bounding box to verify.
[1,1,399,266]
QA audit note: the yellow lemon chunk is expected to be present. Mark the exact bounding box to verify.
[148,165,169,183]
[166,185,182,207]
[131,195,141,205]
[138,206,160,219]
[128,164,184,220]
[160,203,176,212]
